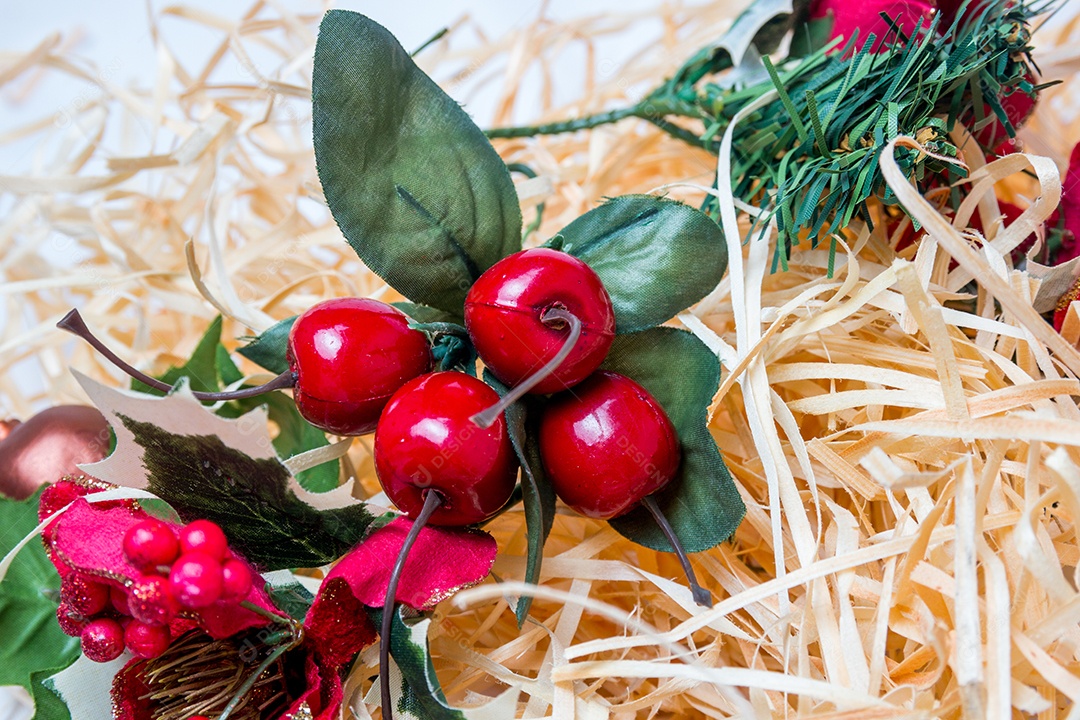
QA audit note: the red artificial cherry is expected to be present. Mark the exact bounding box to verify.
[539,371,712,607]
[56,602,88,637]
[80,618,126,662]
[374,371,517,526]
[124,620,171,659]
[123,518,181,572]
[373,370,517,720]
[539,371,680,519]
[287,298,433,435]
[169,552,224,609]
[128,576,177,626]
[61,574,111,617]
[178,519,228,562]
[464,248,615,397]
[220,558,253,600]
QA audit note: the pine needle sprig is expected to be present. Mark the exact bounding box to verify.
[488,1,1053,268]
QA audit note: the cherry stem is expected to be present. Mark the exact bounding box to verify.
[57,309,297,401]
[470,306,583,428]
[238,600,294,626]
[641,494,713,608]
[380,490,445,720]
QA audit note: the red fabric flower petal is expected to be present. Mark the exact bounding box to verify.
[47,498,277,639]
[303,577,378,667]
[1057,142,1080,265]
[325,518,497,611]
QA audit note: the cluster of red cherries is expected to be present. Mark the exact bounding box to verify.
[61,246,705,720]
[55,515,251,664]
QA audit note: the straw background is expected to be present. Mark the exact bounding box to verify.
[4,1,1080,717]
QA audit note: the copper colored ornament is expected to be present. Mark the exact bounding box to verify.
[0,405,110,500]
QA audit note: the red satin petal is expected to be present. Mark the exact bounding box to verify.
[48,499,277,639]
[325,518,497,612]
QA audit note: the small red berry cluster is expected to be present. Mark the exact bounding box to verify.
[56,518,252,663]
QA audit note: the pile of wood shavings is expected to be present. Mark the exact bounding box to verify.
[4,2,1080,718]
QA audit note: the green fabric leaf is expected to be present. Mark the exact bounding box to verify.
[368,609,465,720]
[601,328,744,552]
[30,665,73,720]
[265,580,315,622]
[392,302,461,325]
[0,488,80,694]
[131,315,225,395]
[236,315,297,376]
[313,10,522,313]
[118,415,372,570]
[483,371,555,627]
[556,196,727,333]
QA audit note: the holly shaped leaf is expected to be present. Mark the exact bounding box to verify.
[553,195,727,333]
[365,609,519,720]
[75,372,375,570]
[313,10,522,314]
[31,665,73,720]
[0,487,80,695]
[483,371,555,626]
[137,316,337,493]
[600,328,744,552]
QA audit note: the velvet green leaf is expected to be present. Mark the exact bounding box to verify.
[0,488,80,695]
[119,415,372,570]
[313,10,522,313]
[483,371,555,626]
[601,327,744,552]
[555,196,727,333]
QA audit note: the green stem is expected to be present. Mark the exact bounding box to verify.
[486,106,642,139]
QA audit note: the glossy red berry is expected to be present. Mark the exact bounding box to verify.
[178,520,228,562]
[123,519,180,572]
[374,372,517,526]
[128,576,177,626]
[287,298,432,435]
[124,620,171,659]
[80,618,125,662]
[56,603,88,637]
[464,248,615,395]
[221,559,253,600]
[539,371,681,519]
[61,574,110,617]
[169,552,224,609]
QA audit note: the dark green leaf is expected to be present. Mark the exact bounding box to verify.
[601,328,744,553]
[265,580,315,622]
[313,10,522,313]
[0,488,80,693]
[119,416,372,570]
[556,196,727,333]
[132,315,224,395]
[483,371,555,626]
[392,302,460,325]
[236,316,297,376]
